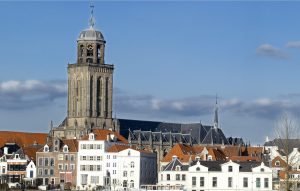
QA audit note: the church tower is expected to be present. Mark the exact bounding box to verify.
[64,6,115,138]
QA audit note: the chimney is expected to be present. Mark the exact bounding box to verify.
[4,147,8,155]
[107,134,111,142]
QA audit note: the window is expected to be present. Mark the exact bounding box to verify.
[65,155,69,161]
[123,171,127,177]
[200,177,204,187]
[30,170,34,178]
[38,168,42,175]
[58,154,63,160]
[176,174,180,180]
[89,156,94,161]
[228,165,233,172]
[107,155,110,159]
[161,174,163,181]
[83,156,86,161]
[176,166,181,171]
[130,161,135,168]
[167,174,170,181]
[44,169,48,175]
[275,160,280,166]
[80,165,86,171]
[130,171,134,177]
[264,178,269,188]
[82,144,86,149]
[81,174,88,185]
[90,165,93,171]
[58,164,63,170]
[196,167,200,171]
[228,177,232,187]
[91,176,99,184]
[70,164,75,170]
[63,145,68,152]
[113,163,116,167]
[107,163,110,167]
[256,178,261,188]
[192,177,196,187]
[113,155,116,159]
[97,165,101,171]
[50,169,54,176]
[212,177,217,187]
[261,168,265,172]
[130,180,134,188]
[182,174,186,181]
[243,177,248,187]
[38,158,43,166]
[50,158,54,166]
[64,164,68,170]
[70,155,75,161]
[123,180,128,188]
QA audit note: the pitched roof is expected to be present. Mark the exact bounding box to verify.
[107,145,130,152]
[264,138,300,154]
[62,139,78,152]
[271,156,287,168]
[81,129,128,144]
[229,156,262,162]
[0,131,47,148]
[22,145,43,162]
[161,144,226,163]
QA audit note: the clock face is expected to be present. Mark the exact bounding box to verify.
[87,44,93,50]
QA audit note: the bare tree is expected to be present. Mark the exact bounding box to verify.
[275,113,300,191]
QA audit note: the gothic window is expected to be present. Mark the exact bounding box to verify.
[97,45,101,62]
[105,77,109,117]
[80,45,84,57]
[96,77,102,116]
[90,76,93,116]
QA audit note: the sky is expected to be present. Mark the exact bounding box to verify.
[1,1,300,144]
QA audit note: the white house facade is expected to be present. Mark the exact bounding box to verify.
[158,156,273,191]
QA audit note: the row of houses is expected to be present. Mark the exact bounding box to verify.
[2,130,300,191]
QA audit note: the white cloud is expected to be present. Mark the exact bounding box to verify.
[286,41,300,49]
[256,44,288,59]
[0,80,67,109]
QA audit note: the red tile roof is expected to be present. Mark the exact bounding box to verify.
[271,156,287,168]
[81,129,128,144]
[107,144,130,152]
[0,131,48,148]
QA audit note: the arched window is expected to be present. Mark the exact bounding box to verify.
[196,167,200,171]
[130,162,135,168]
[130,180,134,188]
[261,168,265,172]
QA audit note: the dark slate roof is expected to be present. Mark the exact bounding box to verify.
[163,157,185,171]
[0,143,20,155]
[163,160,261,172]
[119,118,230,145]
[264,138,300,154]
[202,128,229,145]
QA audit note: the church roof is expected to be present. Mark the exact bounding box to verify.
[202,127,229,145]
[78,27,105,41]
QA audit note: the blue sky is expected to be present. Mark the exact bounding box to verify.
[1,1,300,144]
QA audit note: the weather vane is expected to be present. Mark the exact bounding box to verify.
[89,3,95,28]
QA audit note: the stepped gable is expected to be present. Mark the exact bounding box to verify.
[0,131,47,148]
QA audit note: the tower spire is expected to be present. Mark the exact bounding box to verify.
[213,94,219,129]
[89,3,95,28]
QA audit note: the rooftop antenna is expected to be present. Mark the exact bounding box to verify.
[89,2,95,28]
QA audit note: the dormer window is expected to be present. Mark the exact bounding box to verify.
[63,145,69,153]
[44,145,49,152]
[176,166,181,171]
[15,154,19,159]
[196,167,200,171]
[128,150,131,156]
[89,133,95,141]
[228,166,233,172]
[208,155,212,161]
[275,161,280,166]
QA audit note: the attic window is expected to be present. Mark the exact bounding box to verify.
[261,168,265,172]
[196,167,200,171]
[228,166,233,172]
[63,145,69,153]
[275,161,280,166]
[208,155,212,161]
[44,145,49,152]
[15,154,19,159]
[128,151,131,156]
[89,133,95,140]
[176,166,181,171]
